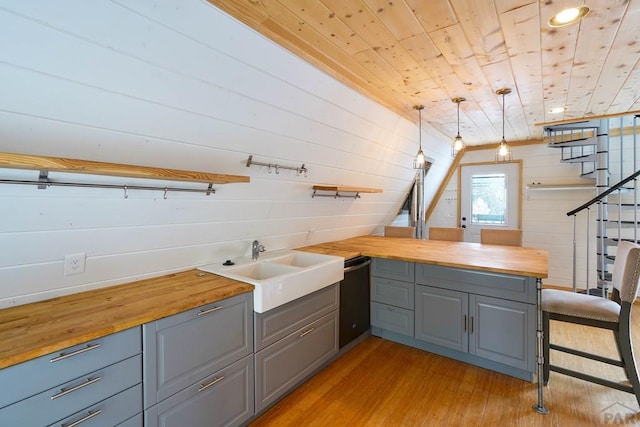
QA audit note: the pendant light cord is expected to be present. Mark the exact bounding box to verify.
[418,107,422,150]
[502,92,505,141]
[457,101,460,135]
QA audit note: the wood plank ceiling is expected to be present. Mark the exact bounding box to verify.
[206,0,640,147]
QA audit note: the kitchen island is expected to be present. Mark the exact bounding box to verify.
[299,235,548,382]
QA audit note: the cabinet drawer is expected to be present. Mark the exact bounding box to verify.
[255,284,338,351]
[145,355,254,427]
[48,383,142,427]
[0,355,141,426]
[371,258,414,282]
[371,302,414,337]
[255,310,338,412]
[416,264,535,303]
[371,277,414,309]
[0,326,141,409]
[143,292,253,407]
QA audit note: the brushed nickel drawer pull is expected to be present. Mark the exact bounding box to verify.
[51,377,101,400]
[299,328,315,338]
[61,409,102,427]
[197,305,224,316]
[50,343,101,363]
[198,376,224,392]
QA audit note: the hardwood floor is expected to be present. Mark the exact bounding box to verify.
[250,304,640,426]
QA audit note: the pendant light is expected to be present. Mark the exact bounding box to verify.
[495,88,512,162]
[451,97,466,157]
[413,105,426,169]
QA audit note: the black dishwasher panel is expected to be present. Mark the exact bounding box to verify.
[339,256,371,348]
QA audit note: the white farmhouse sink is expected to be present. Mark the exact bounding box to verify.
[198,250,344,313]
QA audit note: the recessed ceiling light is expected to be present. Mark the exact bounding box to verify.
[549,106,566,114]
[548,6,590,27]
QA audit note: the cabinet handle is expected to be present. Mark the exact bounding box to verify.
[51,377,101,400]
[463,315,467,332]
[198,376,224,392]
[50,343,101,363]
[61,409,102,427]
[197,305,223,316]
[470,317,474,334]
[299,327,315,338]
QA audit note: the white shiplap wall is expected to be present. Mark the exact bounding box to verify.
[0,0,452,307]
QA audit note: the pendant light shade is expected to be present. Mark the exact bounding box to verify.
[451,97,466,157]
[413,105,426,169]
[495,88,513,162]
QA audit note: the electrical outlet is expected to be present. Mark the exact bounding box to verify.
[64,253,86,276]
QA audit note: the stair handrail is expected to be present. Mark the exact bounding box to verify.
[566,169,640,216]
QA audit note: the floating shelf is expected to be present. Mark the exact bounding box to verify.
[0,152,250,197]
[526,182,595,199]
[312,185,382,199]
[526,183,595,190]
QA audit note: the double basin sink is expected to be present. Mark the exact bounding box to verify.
[198,250,344,313]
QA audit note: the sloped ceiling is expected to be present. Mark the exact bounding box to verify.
[208,0,640,146]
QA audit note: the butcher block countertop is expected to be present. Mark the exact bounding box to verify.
[298,235,548,279]
[0,234,547,370]
[0,270,253,370]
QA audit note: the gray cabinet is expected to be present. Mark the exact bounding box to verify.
[371,259,414,337]
[0,327,142,427]
[143,292,253,427]
[254,284,339,413]
[371,259,537,381]
[415,264,536,372]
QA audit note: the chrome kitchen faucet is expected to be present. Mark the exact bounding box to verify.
[252,240,266,260]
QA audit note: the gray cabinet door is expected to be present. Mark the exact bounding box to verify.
[371,259,414,282]
[255,311,338,412]
[145,355,254,427]
[468,295,535,371]
[143,293,253,407]
[415,285,468,352]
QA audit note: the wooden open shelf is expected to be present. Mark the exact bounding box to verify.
[525,182,595,199]
[526,182,595,190]
[312,185,382,199]
[0,152,250,184]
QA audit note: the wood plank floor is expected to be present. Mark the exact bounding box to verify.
[250,305,640,426]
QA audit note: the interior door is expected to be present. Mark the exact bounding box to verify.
[459,162,521,243]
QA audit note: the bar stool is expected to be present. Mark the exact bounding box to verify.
[542,241,640,406]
